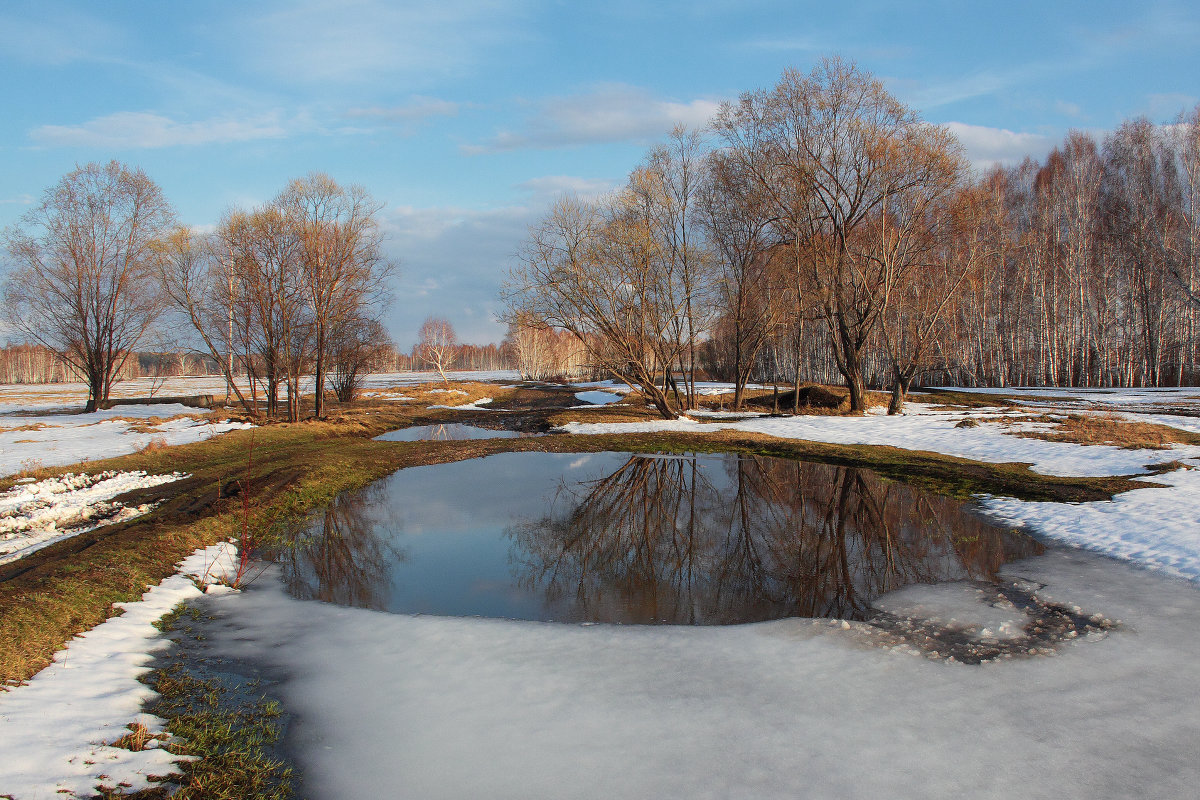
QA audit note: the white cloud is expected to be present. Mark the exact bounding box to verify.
[347,96,461,122]
[943,122,1058,171]
[238,0,529,86]
[516,175,616,202]
[467,85,723,153]
[1055,100,1084,118]
[379,175,616,346]
[1,194,34,206]
[29,111,293,149]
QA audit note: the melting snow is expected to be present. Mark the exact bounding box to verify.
[198,548,1200,800]
[0,471,186,565]
[0,543,239,798]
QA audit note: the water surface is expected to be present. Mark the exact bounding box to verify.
[276,451,1042,624]
[374,423,536,442]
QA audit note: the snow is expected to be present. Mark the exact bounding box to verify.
[0,471,185,565]
[429,397,493,410]
[0,543,239,799]
[574,390,622,405]
[6,378,1200,797]
[557,406,1200,478]
[0,403,251,478]
[199,546,1200,800]
[871,582,1030,640]
[982,466,1200,583]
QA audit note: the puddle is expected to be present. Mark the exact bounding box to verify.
[373,423,539,442]
[274,451,1044,625]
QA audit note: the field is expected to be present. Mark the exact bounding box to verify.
[1,374,1199,799]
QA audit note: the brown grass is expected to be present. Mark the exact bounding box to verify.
[1014,412,1200,450]
[108,722,166,752]
[0,423,48,434]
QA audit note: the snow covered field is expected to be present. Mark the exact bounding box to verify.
[0,372,520,479]
[2,380,1199,797]
[0,403,250,479]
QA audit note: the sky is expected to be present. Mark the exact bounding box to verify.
[1,0,1197,348]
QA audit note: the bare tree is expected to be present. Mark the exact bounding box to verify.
[156,224,259,415]
[506,194,687,419]
[715,57,964,412]
[880,185,998,412]
[416,316,458,384]
[278,173,390,418]
[329,316,392,402]
[3,162,175,411]
[699,150,780,410]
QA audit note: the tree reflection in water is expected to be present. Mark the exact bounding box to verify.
[276,482,406,611]
[509,454,1042,623]
[275,451,1042,624]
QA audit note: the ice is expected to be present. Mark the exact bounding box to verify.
[199,547,1200,800]
[872,582,1031,640]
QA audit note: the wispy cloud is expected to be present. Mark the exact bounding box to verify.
[30,111,293,149]
[347,96,461,122]
[1,194,35,206]
[904,63,1057,110]
[516,175,616,202]
[1146,93,1198,119]
[466,84,722,153]
[943,122,1057,170]
[237,0,530,86]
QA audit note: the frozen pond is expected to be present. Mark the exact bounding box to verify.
[373,423,537,442]
[275,451,1042,624]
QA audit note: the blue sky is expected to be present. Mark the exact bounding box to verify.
[2,0,1197,348]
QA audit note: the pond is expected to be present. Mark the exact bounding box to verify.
[373,423,538,441]
[274,451,1043,625]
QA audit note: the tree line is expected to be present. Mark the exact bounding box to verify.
[2,164,396,417]
[505,57,1200,418]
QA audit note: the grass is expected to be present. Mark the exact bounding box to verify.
[1012,412,1200,450]
[94,601,294,800]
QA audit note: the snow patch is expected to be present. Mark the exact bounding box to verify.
[0,543,238,798]
[0,471,186,565]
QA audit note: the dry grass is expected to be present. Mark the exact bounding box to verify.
[138,436,171,455]
[1014,412,1200,450]
[0,423,48,434]
[108,722,167,752]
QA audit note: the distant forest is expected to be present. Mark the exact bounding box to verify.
[0,342,513,386]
